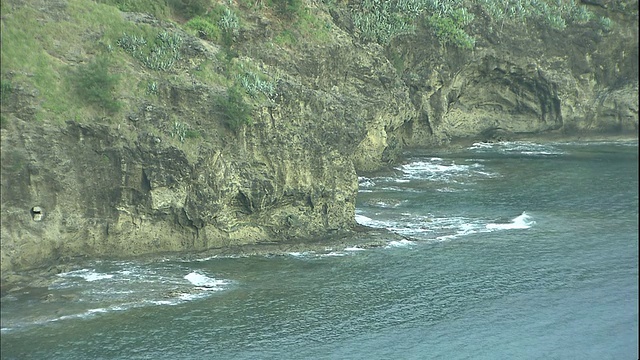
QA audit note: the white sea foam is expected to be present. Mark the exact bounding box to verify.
[47,301,158,323]
[151,300,176,306]
[469,141,564,156]
[486,212,535,230]
[344,246,365,251]
[436,233,462,241]
[365,200,404,208]
[6,262,237,331]
[193,256,218,262]
[436,187,465,193]
[57,269,114,282]
[552,139,638,147]
[358,176,376,188]
[323,252,347,257]
[468,142,494,150]
[86,308,109,314]
[360,209,534,244]
[184,271,228,289]
[355,214,375,226]
[433,220,481,241]
[358,212,477,240]
[178,293,208,301]
[286,251,317,258]
[394,157,495,184]
[398,161,469,177]
[385,239,415,248]
[50,307,112,322]
[521,151,557,156]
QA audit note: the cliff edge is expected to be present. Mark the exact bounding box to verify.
[1,0,637,276]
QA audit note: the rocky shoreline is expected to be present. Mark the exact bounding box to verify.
[0,225,404,297]
[2,134,636,297]
[1,0,637,285]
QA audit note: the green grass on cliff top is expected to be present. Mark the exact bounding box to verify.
[0,0,144,123]
[0,0,621,127]
[0,0,330,126]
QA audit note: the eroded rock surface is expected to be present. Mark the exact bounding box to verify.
[1,0,637,276]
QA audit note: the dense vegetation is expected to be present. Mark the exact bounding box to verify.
[350,0,610,46]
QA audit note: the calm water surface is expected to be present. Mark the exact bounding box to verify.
[1,140,638,359]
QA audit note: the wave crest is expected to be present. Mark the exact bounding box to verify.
[486,212,535,230]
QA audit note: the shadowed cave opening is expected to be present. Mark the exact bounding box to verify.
[30,206,44,221]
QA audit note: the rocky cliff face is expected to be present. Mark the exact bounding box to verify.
[389,11,639,147]
[1,0,637,276]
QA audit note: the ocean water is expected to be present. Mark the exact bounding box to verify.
[1,140,638,359]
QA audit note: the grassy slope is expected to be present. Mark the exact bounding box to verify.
[0,0,331,132]
[2,1,127,123]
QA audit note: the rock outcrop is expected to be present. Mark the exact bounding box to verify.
[1,0,637,276]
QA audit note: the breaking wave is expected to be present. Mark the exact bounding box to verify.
[184,271,229,290]
[395,157,495,183]
[486,211,536,230]
[356,211,535,243]
[2,264,234,332]
[468,141,564,156]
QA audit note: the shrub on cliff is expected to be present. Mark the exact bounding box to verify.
[272,0,305,20]
[235,66,276,100]
[215,85,253,131]
[185,5,239,46]
[117,31,183,71]
[351,0,415,44]
[0,79,12,103]
[350,0,607,48]
[168,0,211,19]
[186,16,222,41]
[72,56,121,114]
[426,7,475,49]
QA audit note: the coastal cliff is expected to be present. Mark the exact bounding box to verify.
[1,0,637,276]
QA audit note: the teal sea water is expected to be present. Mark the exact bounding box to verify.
[1,140,638,359]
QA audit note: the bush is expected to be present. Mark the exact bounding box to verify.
[169,121,201,142]
[146,81,159,95]
[427,14,475,49]
[349,0,599,47]
[272,0,304,20]
[186,16,221,41]
[185,6,238,46]
[471,0,597,33]
[185,129,201,139]
[598,16,613,32]
[73,56,121,113]
[275,29,297,46]
[219,7,240,46]
[236,69,275,99]
[545,13,566,30]
[351,0,415,44]
[568,5,592,24]
[215,85,253,131]
[1,79,12,103]
[117,31,183,71]
[168,0,211,19]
